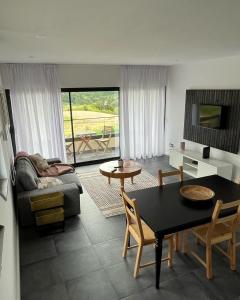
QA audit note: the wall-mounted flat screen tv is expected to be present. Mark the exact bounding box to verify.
[185,90,240,154]
[199,105,223,129]
[192,104,227,129]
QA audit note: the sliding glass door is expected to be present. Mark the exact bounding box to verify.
[62,88,120,165]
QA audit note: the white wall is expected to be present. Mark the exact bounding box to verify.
[166,55,240,179]
[0,75,20,300]
[58,64,121,88]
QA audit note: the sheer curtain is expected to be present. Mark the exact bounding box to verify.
[120,65,167,159]
[0,64,66,162]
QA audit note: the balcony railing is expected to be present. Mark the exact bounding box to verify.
[64,116,119,138]
[64,116,120,163]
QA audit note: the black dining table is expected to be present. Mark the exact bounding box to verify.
[127,175,240,289]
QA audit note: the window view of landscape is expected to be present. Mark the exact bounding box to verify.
[62,90,120,164]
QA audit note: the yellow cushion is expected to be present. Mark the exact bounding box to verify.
[30,192,64,211]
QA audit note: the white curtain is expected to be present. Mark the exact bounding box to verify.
[120,65,167,159]
[0,64,66,162]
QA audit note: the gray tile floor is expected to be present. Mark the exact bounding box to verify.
[66,148,120,164]
[20,156,240,300]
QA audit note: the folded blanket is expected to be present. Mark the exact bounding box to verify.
[15,152,74,177]
[37,163,74,177]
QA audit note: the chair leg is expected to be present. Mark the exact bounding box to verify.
[134,245,143,278]
[175,233,180,251]
[227,240,231,256]
[103,141,110,153]
[230,235,237,271]
[206,244,213,279]
[182,230,189,254]
[196,237,200,245]
[122,227,130,258]
[168,237,173,268]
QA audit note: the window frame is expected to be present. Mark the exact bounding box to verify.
[61,87,121,167]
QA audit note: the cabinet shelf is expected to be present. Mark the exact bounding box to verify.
[170,149,233,180]
[183,166,198,177]
[184,162,198,169]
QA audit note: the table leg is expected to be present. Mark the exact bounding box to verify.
[84,139,93,151]
[120,177,125,192]
[155,234,163,289]
[131,176,134,184]
[108,176,111,184]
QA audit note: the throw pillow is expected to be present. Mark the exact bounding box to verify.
[29,153,50,172]
[37,177,63,189]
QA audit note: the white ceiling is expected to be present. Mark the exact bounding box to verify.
[1,0,240,65]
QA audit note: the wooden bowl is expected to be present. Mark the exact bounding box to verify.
[180,185,215,201]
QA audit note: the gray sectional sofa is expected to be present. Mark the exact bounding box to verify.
[15,157,83,226]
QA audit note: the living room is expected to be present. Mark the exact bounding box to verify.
[1,1,240,300]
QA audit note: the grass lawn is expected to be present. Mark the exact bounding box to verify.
[63,110,119,138]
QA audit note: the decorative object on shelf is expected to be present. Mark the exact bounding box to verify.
[180,185,215,201]
[202,146,210,159]
[118,158,123,168]
[180,142,185,151]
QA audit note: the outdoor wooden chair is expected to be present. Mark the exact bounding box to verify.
[158,166,184,251]
[188,199,240,279]
[65,141,73,154]
[122,191,174,278]
[95,126,113,153]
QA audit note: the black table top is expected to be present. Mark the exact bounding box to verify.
[127,175,240,236]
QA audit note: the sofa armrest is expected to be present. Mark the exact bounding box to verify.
[17,183,79,199]
[47,157,61,164]
[17,183,81,226]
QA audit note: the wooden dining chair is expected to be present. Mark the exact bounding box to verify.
[189,199,240,279]
[158,166,184,187]
[121,191,174,278]
[233,177,240,248]
[158,166,183,251]
[95,126,113,153]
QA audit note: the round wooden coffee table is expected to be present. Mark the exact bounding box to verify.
[99,160,142,192]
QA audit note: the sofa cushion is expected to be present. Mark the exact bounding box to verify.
[29,153,50,171]
[58,173,83,193]
[15,158,38,192]
[37,177,63,189]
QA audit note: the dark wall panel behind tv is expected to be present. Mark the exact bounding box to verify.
[183,89,240,154]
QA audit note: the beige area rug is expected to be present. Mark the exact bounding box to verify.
[77,170,159,217]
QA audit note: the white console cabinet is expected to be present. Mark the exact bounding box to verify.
[169,149,233,180]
